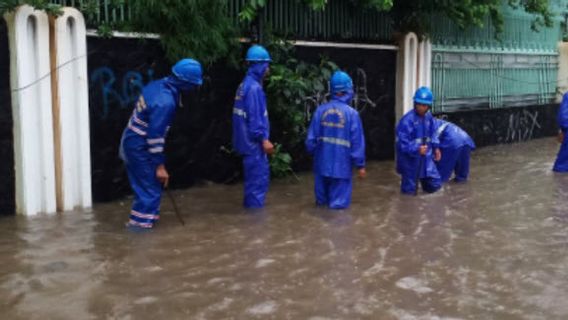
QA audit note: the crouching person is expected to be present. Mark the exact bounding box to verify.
[396,87,442,195]
[433,118,475,183]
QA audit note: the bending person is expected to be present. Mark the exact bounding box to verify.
[120,58,203,229]
[433,118,476,183]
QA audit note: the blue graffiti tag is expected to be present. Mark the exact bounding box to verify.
[90,67,154,119]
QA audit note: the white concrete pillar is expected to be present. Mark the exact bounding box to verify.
[557,42,568,102]
[5,5,56,215]
[395,32,418,123]
[51,8,91,211]
[418,39,432,89]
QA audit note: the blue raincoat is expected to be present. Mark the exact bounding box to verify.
[554,93,568,172]
[232,63,270,208]
[120,76,187,228]
[433,119,476,182]
[396,109,441,194]
[305,91,366,209]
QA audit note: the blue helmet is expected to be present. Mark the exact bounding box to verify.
[330,71,353,94]
[413,86,433,106]
[172,58,203,85]
[246,45,272,62]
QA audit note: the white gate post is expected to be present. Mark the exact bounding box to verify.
[5,5,57,215]
[51,8,92,211]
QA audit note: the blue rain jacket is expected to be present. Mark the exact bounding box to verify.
[434,119,476,151]
[305,91,366,179]
[232,63,270,155]
[396,109,440,179]
[121,76,184,166]
[554,93,568,172]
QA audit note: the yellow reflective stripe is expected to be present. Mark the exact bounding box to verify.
[319,137,351,147]
[233,108,247,118]
[414,137,431,143]
[435,123,449,137]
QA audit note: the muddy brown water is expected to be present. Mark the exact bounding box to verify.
[1,137,568,319]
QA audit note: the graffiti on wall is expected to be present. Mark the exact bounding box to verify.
[303,68,383,121]
[90,67,155,119]
[441,105,555,148]
[506,109,541,143]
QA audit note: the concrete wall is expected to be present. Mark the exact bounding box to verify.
[435,104,558,147]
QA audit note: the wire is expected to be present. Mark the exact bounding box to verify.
[10,52,90,92]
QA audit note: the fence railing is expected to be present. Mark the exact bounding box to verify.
[50,0,566,113]
[430,5,564,52]
[49,0,130,28]
[431,50,558,113]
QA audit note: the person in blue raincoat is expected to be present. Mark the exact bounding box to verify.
[120,58,203,229]
[396,87,442,195]
[232,45,275,208]
[554,92,568,172]
[433,118,476,183]
[305,71,366,209]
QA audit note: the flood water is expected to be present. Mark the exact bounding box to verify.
[1,137,568,319]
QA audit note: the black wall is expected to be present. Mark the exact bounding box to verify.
[0,19,15,215]
[295,46,397,160]
[87,37,243,202]
[87,39,399,203]
[86,37,559,204]
[435,104,558,147]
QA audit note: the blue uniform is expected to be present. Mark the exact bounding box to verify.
[396,110,442,194]
[554,93,568,172]
[305,91,366,209]
[120,76,182,228]
[232,63,271,208]
[433,119,476,182]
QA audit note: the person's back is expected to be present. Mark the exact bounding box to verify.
[434,119,475,182]
[121,78,178,156]
[435,120,475,150]
[305,71,365,209]
[309,100,363,179]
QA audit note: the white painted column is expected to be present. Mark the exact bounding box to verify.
[418,39,432,89]
[395,32,418,123]
[5,5,56,215]
[557,42,568,102]
[52,8,92,210]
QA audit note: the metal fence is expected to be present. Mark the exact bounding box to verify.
[258,1,393,42]
[431,50,558,112]
[430,5,564,112]
[51,0,567,112]
[49,0,130,28]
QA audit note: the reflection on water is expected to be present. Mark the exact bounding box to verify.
[1,138,568,319]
